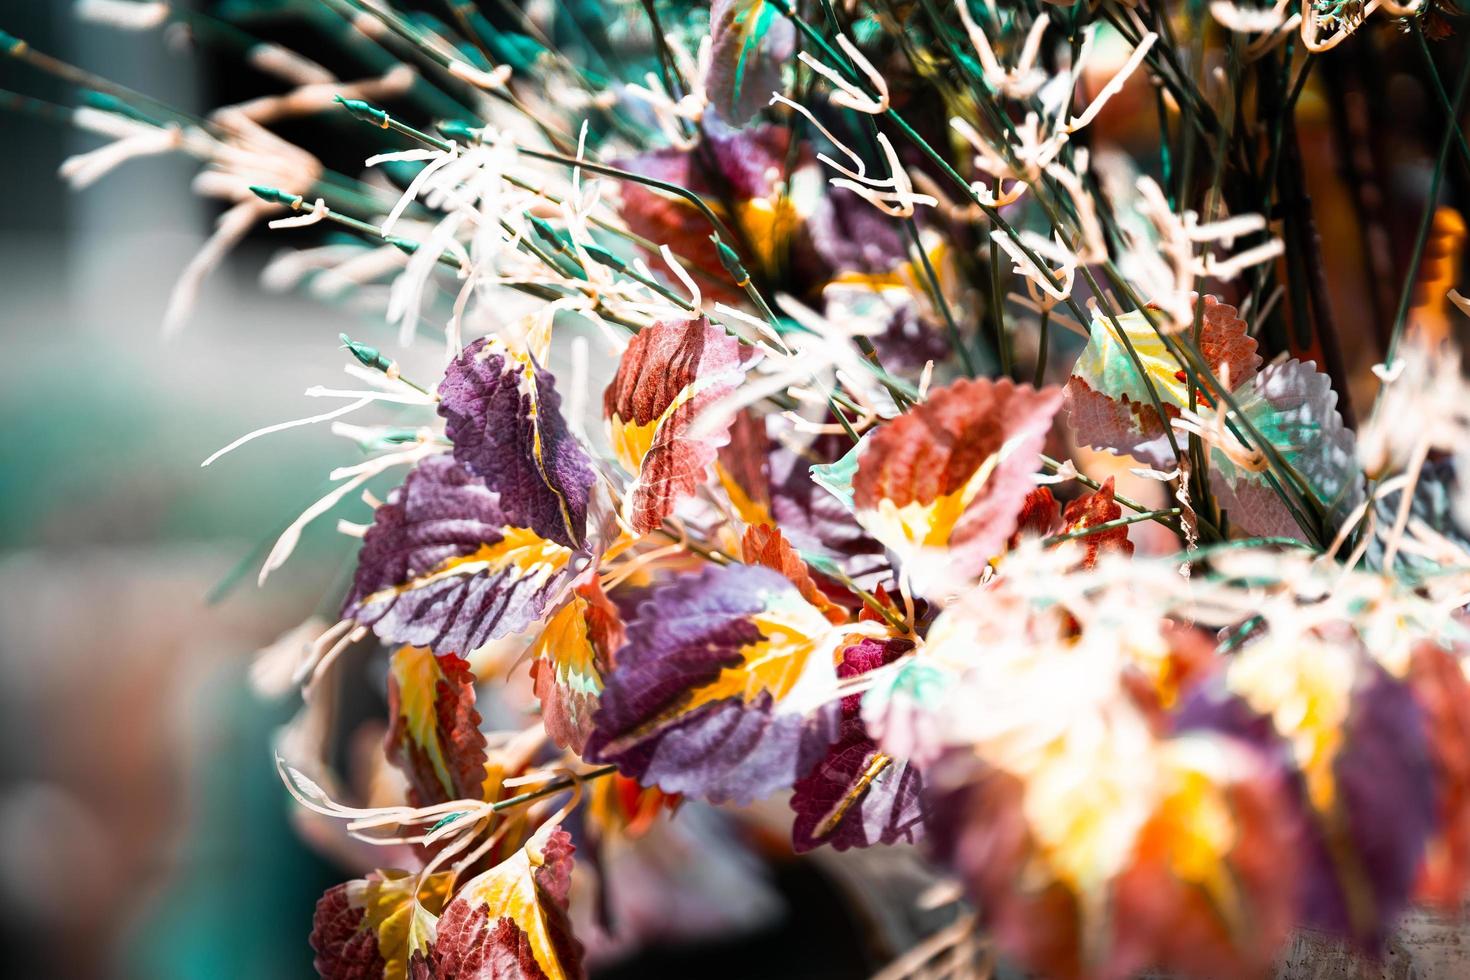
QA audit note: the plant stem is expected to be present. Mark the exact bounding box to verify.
[1382,31,1470,371]
[1044,507,1183,544]
[490,765,619,812]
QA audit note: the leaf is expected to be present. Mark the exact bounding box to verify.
[806,186,910,282]
[707,0,795,124]
[809,437,862,512]
[439,337,596,549]
[714,408,774,526]
[344,456,576,654]
[584,772,678,842]
[584,563,844,804]
[1056,477,1134,568]
[1179,640,1435,947]
[1406,641,1470,908]
[852,377,1062,591]
[429,824,584,980]
[1108,738,1302,979]
[528,578,623,753]
[1009,486,1061,543]
[615,127,798,303]
[385,646,489,806]
[771,434,888,580]
[311,869,454,980]
[1007,479,1134,569]
[791,638,924,852]
[741,523,846,624]
[1205,358,1362,539]
[1065,298,1258,468]
[603,317,762,533]
[924,734,1302,980]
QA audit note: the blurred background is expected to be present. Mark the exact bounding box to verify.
[0,5,369,977]
[3,3,1469,979]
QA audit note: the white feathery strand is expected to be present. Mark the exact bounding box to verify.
[659,245,702,310]
[1187,212,1268,243]
[1209,0,1290,32]
[247,43,336,86]
[954,0,1004,77]
[365,148,442,167]
[380,151,455,236]
[567,335,590,442]
[336,520,370,538]
[201,396,376,468]
[991,229,1075,301]
[59,127,181,189]
[689,366,812,443]
[75,0,169,30]
[261,442,435,585]
[389,210,468,345]
[449,60,512,90]
[70,106,156,140]
[261,243,365,292]
[269,197,328,229]
[1066,32,1157,132]
[834,35,890,113]
[769,94,870,182]
[798,38,887,114]
[448,271,475,360]
[164,200,265,335]
[1203,238,1284,280]
[308,244,407,300]
[714,301,788,352]
[304,386,434,405]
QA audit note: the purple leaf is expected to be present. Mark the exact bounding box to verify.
[344,456,574,654]
[439,337,595,549]
[585,563,843,805]
[791,638,924,852]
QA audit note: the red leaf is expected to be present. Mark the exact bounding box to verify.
[1408,641,1470,908]
[1010,486,1061,545]
[1056,477,1134,569]
[311,870,454,980]
[791,639,924,852]
[852,377,1062,583]
[741,523,846,624]
[429,825,584,980]
[385,648,488,807]
[603,317,761,532]
[1195,295,1261,389]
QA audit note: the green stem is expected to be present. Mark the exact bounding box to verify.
[1033,310,1050,388]
[490,765,619,812]
[1383,29,1470,371]
[1044,507,1183,545]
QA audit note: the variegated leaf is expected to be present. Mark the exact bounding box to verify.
[311,869,453,980]
[707,0,794,124]
[1065,298,1258,468]
[791,638,924,852]
[585,563,844,805]
[440,337,595,549]
[603,317,762,533]
[385,646,488,806]
[344,456,576,654]
[428,823,584,980]
[851,377,1062,593]
[1206,358,1362,540]
[528,578,622,753]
